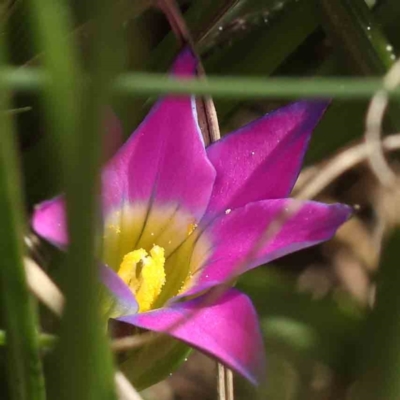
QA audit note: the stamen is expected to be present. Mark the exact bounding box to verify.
[118,245,166,312]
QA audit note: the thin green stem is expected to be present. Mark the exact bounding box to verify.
[55,1,122,399]
[0,28,46,400]
[113,74,400,99]
[4,68,400,99]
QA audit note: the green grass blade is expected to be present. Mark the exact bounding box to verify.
[5,68,400,99]
[320,0,396,75]
[0,27,46,400]
[28,0,118,399]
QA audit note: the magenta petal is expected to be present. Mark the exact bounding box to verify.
[205,101,329,217]
[170,48,197,76]
[188,200,351,294]
[102,48,214,217]
[118,288,266,384]
[100,264,138,318]
[102,96,215,219]
[32,196,67,247]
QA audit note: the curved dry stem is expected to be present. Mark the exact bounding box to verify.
[295,132,400,200]
[364,58,400,187]
[24,257,64,316]
[115,371,144,400]
[365,90,396,186]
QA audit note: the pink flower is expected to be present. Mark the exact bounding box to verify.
[32,50,351,387]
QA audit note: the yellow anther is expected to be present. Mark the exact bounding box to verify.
[118,248,147,285]
[118,245,166,312]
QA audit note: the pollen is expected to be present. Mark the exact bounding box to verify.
[118,245,166,312]
[187,221,198,236]
[107,223,121,234]
[178,273,194,295]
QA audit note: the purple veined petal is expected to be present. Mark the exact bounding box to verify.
[118,288,266,385]
[184,199,351,295]
[32,195,67,248]
[105,48,197,163]
[102,95,216,252]
[101,50,214,257]
[102,96,215,213]
[101,48,209,212]
[100,264,138,318]
[205,101,329,218]
[32,50,207,250]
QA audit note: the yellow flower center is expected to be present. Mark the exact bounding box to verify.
[117,245,166,312]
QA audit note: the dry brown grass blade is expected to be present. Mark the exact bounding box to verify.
[24,257,64,316]
[294,132,400,200]
[218,363,227,400]
[115,372,145,400]
[365,57,400,187]
[218,364,234,400]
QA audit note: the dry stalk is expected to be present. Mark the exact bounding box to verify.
[115,371,145,400]
[365,57,400,187]
[24,257,64,316]
[295,132,400,200]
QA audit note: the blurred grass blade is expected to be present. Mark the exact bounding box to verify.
[56,0,123,397]
[0,26,45,400]
[319,0,396,75]
[112,74,400,99]
[7,69,400,99]
[353,228,400,400]
[204,0,320,120]
[204,0,319,75]
[28,0,118,399]
[319,0,400,131]
[306,0,400,164]
[375,0,400,51]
